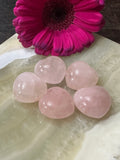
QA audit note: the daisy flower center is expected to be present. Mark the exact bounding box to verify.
[43,0,74,31]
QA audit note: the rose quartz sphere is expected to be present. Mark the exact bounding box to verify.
[13,72,47,103]
[34,56,66,84]
[65,61,99,90]
[74,86,111,119]
[39,87,75,119]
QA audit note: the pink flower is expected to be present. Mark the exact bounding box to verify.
[13,0,105,56]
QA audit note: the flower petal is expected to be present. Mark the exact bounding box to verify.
[69,0,81,5]
[14,16,40,25]
[14,6,42,17]
[53,30,74,55]
[33,28,53,51]
[60,32,73,56]
[75,11,104,25]
[53,30,74,56]
[16,27,39,47]
[74,16,105,32]
[63,31,74,52]
[53,31,63,53]
[69,24,91,46]
[38,32,53,51]
[14,17,41,48]
[18,35,33,47]
[13,0,48,49]
[35,48,50,56]
[16,0,24,7]
[67,25,84,53]
[13,0,104,56]
[85,32,95,44]
[53,24,89,56]
[25,0,48,9]
[51,50,60,56]
[33,28,49,46]
[13,16,43,37]
[74,0,104,11]
[15,25,39,35]
[16,0,47,10]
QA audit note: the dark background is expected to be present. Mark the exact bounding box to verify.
[0,0,120,44]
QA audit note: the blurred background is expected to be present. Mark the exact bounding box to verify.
[0,0,120,44]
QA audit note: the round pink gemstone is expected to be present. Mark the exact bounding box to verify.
[39,87,75,119]
[34,56,66,84]
[13,72,47,103]
[74,86,111,119]
[65,61,99,90]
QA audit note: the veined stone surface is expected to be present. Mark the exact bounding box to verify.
[0,34,120,160]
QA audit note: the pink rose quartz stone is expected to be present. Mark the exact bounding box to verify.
[13,72,47,103]
[65,61,99,90]
[34,56,66,84]
[39,87,75,119]
[74,86,111,119]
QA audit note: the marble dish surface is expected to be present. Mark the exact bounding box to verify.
[0,34,120,160]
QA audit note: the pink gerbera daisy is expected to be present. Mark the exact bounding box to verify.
[13,0,105,56]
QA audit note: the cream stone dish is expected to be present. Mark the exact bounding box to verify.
[0,34,120,160]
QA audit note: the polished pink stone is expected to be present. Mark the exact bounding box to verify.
[74,86,111,119]
[13,72,47,103]
[39,87,75,119]
[65,61,98,90]
[34,56,66,84]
